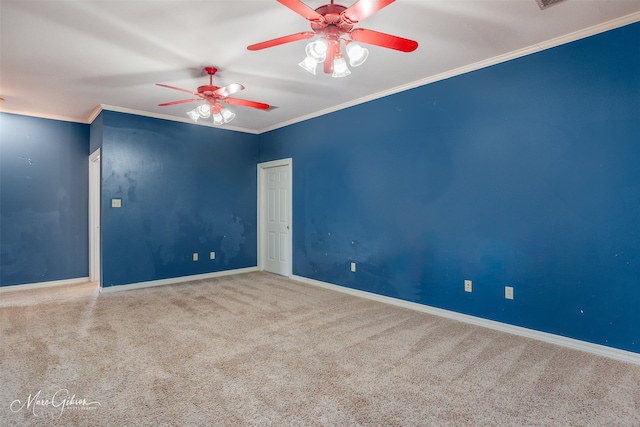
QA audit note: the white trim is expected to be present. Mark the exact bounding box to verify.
[99,267,258,293]
[257,159,293,278]
[256,11,640,134]
[87,105,103,124]
[292,275,640,366]
[0,277,90,293]
[89,149,101,284]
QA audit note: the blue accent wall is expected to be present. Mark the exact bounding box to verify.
[258,22,640,353]
[99,111,258,287]
[0,113,90,286]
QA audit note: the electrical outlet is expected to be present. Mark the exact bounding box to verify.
[505,286,514,300]
[193,253,198,262]
[464,280,472,292]
[350,262,356,272]
[210,251,216,260]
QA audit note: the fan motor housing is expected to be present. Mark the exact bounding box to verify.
[197,85,219,96]
[312,4,353,32]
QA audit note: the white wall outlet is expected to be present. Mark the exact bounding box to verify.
[350,262,356,272]
[210,251,216,260]
[111,198,122,208]
[193,253,198,261]
[505,286,514,300]
[464,280,472,292]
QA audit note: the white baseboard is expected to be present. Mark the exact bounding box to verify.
[100,267,258,293]
[292,275,640,366]
[0,277,90,293]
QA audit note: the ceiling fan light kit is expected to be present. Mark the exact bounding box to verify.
[248,0,418,77]
[157,66,269,126]
[298,38,368,77]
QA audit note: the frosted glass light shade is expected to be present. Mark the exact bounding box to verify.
[197,104,211,118]
[221,108,235,123]
[332,56,351,78]
[187,108,200,122]
[346,42,369,67]
[298,56,318,74]
[212,112,224,126]
[305,39,328,62]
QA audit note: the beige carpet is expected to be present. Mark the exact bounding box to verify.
[1,272,639,426]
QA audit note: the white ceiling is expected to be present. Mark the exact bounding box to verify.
[1,1,639,133]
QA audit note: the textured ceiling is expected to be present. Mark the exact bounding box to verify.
[1,1,639,133]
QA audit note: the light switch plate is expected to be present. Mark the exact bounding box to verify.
[111,198,122,208]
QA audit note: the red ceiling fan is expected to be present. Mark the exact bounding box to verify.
[156,67,270,125]
[247,0,418,77]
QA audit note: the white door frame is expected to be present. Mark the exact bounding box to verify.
[257,158,293,277]
[89,148,101,284]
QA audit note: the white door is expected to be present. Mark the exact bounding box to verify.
[89,149,101,283]
[260,161,292,276]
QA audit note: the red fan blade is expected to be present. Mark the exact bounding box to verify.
[248,31,315,50]
[156,83,197,95]
[349,28,418,52]
[223,98,270,110]
[277,0,324,22]
[158,98,201,107]
[213,83,244,98]
[342,0,395,24]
